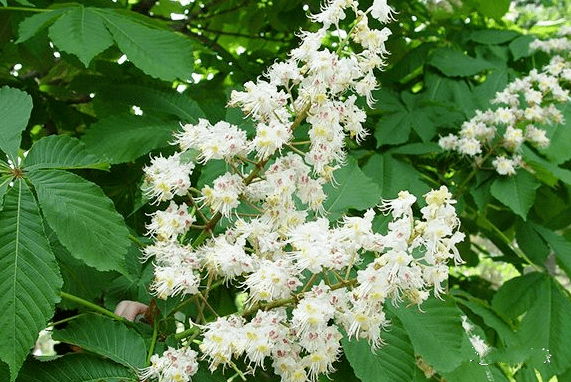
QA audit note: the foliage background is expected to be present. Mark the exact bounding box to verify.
[1,0,571,381]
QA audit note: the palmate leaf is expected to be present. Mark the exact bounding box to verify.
[27,169,129,274]
[23,135,109,171]
[0,179,62,381]
[342,315,418,382]
[93,8,193,81]
[16,353,138,382]
[48,5,114,67]
[53,314,147,370]
[81,114,179,164]
[0,87,32,162]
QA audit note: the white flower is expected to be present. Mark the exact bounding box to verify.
[146,201,195,242]
[198,172,244,218]
[369,0,396,23]
[140,347,199,382]
[143,153,194,203]
[492,155,518,176]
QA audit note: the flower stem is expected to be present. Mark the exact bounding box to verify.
[59,292,136,327]
[146,316,159,364]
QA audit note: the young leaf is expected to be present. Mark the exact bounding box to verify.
[0,180,62,380]
[27,169,129,274]
[16,353,138,382]
[390,296,465,373]
[490,170,540,220]
[23,135,109,171]
[342,316,417,382]
[81,115,178,164]
[48,5,114,67]
[94,9,193,81]
[0,87,32,162]
[53,314,147,370]
[322,157,381,221]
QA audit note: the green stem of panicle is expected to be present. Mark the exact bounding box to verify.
[147,317,159,364]
[59,292,135,327]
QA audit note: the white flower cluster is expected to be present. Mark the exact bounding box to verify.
[140,346,199,382]
[439,38,571,176]
[143,187,464,382]
[140,1,466,382]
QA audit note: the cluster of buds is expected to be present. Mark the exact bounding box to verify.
[439,34,571,175]
[140,1,465,382]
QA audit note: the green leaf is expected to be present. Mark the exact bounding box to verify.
[513,274,571,374]
[27,169,129,274]
[0,174,12,209]
[81,115,178,164]
[374,111,411,146]
[48,5,114,67]
[322,157,381,221]
[515,219,550,267]
[0,87,32,162]
[0,180,62,380]
[387,142,441,156]
[53,314,146,370]
[521,146,571,186]
[49,229,118,310]
[94,9,193,81]
[23,135,109,171]
[16,8,69,43]
[428,48,495,77]
[362,153,430,201]
[465,0,510,19]
[424,73,478,118]
[490,170,540,220]
[509,35,535,61]
[453,291,519,346]
[96,84,205,123]
[538,105,571,165]
[532,224,571,278]
[492,272,544,320]
[469,29,519,45]
[342,315,417,382]
[443,362,510,382]
[16,353,138,382]
[391,296,465,373]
